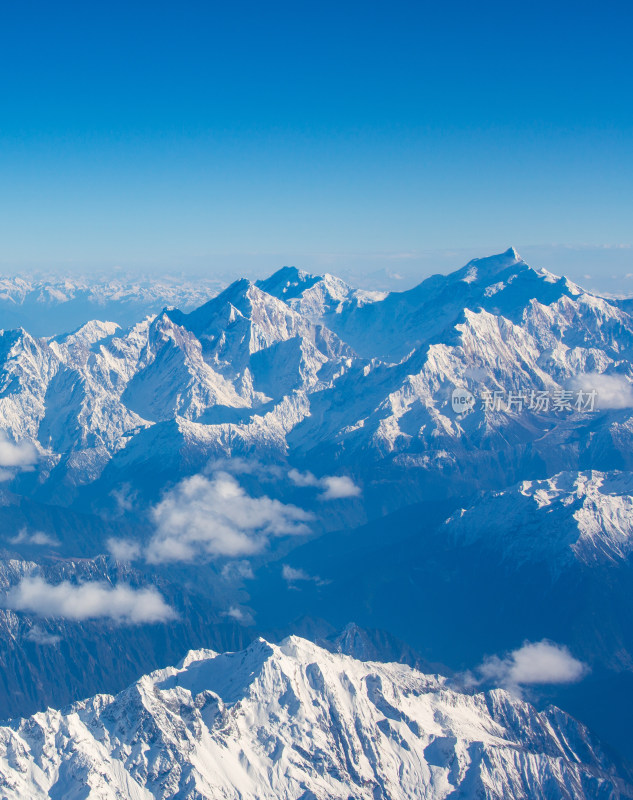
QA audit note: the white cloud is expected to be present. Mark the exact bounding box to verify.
[221,605,254,625]
[107,538,142,562]
[0,436,38,482]
[109,483,136,515]
[288,468,320,487]
[289,469,361,500]
[569,372,633,410]
[0,435,37,468]
[9,528,60,547]
[282,564,327,586]
[4,576,176,624]
[208,457,284,481]
[320,475,361,500]
[282,565,312,582]
[147,472,312,564]
[221,560,254,581]
[475,640,588,696]
[25,624,61,645]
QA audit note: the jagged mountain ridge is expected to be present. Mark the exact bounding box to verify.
[0,636,629,800]
[2,247,633,512]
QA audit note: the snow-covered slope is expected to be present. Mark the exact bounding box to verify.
[257,265,386,324]
[278,248,580,361]
[0,636,628,800]
[444,470,633,568]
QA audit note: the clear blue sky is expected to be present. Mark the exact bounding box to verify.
[0,0,631,289]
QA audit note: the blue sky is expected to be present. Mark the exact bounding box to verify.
[0,0,631,289]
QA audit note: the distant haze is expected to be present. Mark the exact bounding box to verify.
[1,245,631,298]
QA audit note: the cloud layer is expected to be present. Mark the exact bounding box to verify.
[4,576,176,624]
[147,472,312,563]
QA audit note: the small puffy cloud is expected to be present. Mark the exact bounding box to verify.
[0,435,38,481]
[569,372,633,410]
[282,564,327,587]
[288,469,320,488]
[222,605,254,625]
[320,475,361,500]
[0,435,38,468]
[208,458,284,481]
[107,538,142,562]
[289,469,361,500]
[109,484,137,515]
[25,624,61,646]
[147,472,312,564]
[475,640,588,697]
[221,560,254,581]
[4,576,176,624]
[282,565,312,582]
[9,528,60,547]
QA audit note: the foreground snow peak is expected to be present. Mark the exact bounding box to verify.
[0,636,628,800]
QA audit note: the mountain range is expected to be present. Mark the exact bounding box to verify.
[0,248,633,789]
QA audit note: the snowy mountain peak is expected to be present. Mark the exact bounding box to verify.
[173,278,291,336]
[0,636,629,800]
[1,249,633,780]
[256,265,322,300]
[455,246,527,284]
[176,647,220,669]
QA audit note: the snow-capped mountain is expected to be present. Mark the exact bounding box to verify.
[2,247,633,512]
[444,470,633,569]
[282,247,585,361]
[2,249,633,767]
[256,265,386,327]
[0,636,629,800]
